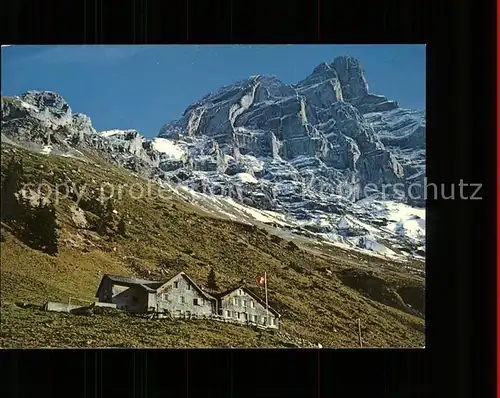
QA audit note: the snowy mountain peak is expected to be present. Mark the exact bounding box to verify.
[1,55,426,261]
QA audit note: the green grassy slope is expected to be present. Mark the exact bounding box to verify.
[0,143,425,348]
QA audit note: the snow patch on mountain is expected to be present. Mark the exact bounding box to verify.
[19,100,40,112]
[233,173,259,184]
[229,80,260,128]
[383,202,425,240]
[152,138,186,160]
[99,129,135,138]
[41,145,52,154]
[359,235,397,256]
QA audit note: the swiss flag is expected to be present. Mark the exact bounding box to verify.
[256,274,265,285]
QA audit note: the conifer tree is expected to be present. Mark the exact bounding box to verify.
[1,157,25,222]
[38,201,60,255]
[117,215,127,237]
[21,196,36,244]
[207,267,218,290]
[84,197,107,235]
[105,199,115,225]
[25,198,60,254]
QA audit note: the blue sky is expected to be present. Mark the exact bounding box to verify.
[1,45,425,138]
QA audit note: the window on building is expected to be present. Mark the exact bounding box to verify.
[242,313,248,321]
[200,298,204,305]
[232,311,237,318]
[252,315,258,322]
[237,312,241,319]
[162,293,168,301]
[225,310,230,317]
[243,300,247,307]
[270,317,275,326]
[193,298,198,306]
[262,316,266,324]
[186,284,191,290]
[238,289,243,296]
[174,282,179,288]
[251,300,255,308]
[179,296,185,304]
[232,297,237,306]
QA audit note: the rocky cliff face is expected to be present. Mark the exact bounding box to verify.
[1,92,160,176]
[157,56,419,203]
[0,55,425,260]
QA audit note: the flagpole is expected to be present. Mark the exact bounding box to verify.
[264,271,269,326]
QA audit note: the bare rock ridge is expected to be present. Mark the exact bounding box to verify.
[1,55,426,259]
[1,91,158,175]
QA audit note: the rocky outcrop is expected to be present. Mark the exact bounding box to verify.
[331,56,369,100]
[2,92,91,156]
[1,93,162,177]
[363,108,425,206]
[158,56,409,201]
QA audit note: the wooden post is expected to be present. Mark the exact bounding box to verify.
[357,318,363,348]
[264,271,269,325]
